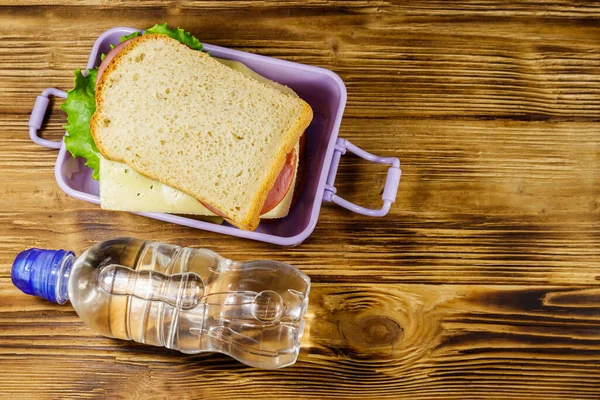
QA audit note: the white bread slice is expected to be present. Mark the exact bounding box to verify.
[99,56,300,220]
[91,34,312,230]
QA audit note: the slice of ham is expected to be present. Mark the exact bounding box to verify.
[97,37,299,216]
[260,149,297,214]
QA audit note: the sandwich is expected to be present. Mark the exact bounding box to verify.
[61,24,312,231]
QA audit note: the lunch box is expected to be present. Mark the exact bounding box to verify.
[29,27,401,246]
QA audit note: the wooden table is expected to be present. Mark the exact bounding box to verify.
[1,1,599,399]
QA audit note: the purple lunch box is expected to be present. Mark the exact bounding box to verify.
[29,27,401,246]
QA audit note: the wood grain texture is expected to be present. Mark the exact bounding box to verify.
[0,1,598,399]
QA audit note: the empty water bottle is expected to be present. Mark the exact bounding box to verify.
[11,237,310,369]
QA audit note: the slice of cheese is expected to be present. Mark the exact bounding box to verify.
[99,56,300,220]
[100,156,211,214]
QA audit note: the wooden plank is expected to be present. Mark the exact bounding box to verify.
[0,283,598,399]
[0,4,600,119]
[0,116,597,285]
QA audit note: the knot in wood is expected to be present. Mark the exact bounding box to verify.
[341,315,403,349]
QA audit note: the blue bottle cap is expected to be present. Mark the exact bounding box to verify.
[11,249,74,304]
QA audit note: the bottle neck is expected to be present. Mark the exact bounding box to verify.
[55,253,75,304]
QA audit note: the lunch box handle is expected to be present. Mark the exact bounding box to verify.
[29,88,68,149]
[323,138,401,217]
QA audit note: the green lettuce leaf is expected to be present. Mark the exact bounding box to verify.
[61,68,101,179]
[62,24,203,180]
[119,30,140,42]
[145,23,203,51]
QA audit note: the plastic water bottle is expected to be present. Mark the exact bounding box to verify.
[11,237,310,369]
